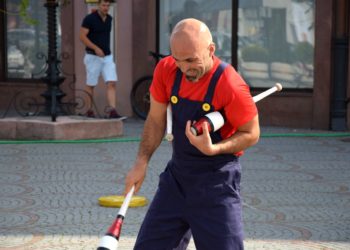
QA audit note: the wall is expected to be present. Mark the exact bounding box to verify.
[60,1,75,107]
[345,1,350,130]
[132,0,157,82]
[312,0,333,129]
[253,92,313,128]
[348,19,350,130]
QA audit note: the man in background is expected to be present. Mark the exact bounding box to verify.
[80,0,125,119]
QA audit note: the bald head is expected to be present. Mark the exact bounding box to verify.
[170,18,213,51]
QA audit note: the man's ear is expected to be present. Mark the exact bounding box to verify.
[209,43,216,57]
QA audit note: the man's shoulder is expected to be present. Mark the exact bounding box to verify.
[82,11,96,23]
[85,11,97,18]
[153,56,177,87]
[158,56,176,70]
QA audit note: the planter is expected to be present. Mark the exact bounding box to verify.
[270,62,296,81]
[240,61,269,79]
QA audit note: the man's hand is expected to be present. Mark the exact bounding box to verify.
[94,47,105,57]
[186,114,260,156]
[124,160,147,196]
[185,120,218,156]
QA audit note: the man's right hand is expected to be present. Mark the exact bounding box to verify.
[94,47,105,57]
[124,161,147,196]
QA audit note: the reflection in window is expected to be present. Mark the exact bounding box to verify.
[238,0,315,89]
[6,0,61,79]
[158,0,232,63]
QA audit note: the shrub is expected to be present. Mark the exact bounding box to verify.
[241,45,269,63]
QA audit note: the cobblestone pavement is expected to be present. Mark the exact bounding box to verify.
[0,118,350,250]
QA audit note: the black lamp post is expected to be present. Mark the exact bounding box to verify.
[40,0,66,122]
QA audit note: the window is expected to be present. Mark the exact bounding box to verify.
[1,0,61,81]
[158,0,232,63]
[238,0,315,89]
[157,0,315,90]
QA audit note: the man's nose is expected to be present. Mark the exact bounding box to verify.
[177,62,190,73]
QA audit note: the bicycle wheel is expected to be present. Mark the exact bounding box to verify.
[130,75,153,120]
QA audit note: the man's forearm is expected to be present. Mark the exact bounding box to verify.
[80,35,98,51]
[214,130,259,155]
[213,115,260,155]
[136,115,166,164]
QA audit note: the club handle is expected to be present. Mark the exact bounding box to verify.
[252,83,283,103]
[165,103,174,141]
[119,185,134,217]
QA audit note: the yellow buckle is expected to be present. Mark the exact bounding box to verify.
[171,95,178,104]
[202,103,211,112]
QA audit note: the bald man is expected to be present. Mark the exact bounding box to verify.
[124,18,260,250]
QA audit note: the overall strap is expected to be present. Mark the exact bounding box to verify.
[203,62,228,105]
[171,69,183,96]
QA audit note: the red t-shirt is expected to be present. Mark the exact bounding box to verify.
[150,56,257,153]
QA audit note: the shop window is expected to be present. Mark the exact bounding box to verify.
[158,0,232,64]
[238,0,315,89]
[0,0,61,81]
[158,0,315,90]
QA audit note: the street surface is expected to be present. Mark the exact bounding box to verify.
[0,118,349,249]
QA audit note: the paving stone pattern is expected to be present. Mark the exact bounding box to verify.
[0,119,349,249]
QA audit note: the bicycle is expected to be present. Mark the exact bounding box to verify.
[130,51,167,120]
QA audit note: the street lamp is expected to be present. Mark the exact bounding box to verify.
[40,0,66,122]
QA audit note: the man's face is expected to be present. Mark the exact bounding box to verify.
[171,42,214,82]
[98,1,111,15]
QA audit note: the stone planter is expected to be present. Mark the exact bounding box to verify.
[270,62,296,81]
[240,61,269,79]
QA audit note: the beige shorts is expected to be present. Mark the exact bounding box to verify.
[84,54,117,86]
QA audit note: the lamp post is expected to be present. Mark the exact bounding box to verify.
[40,0,66,122]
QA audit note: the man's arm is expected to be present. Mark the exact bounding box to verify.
[185,114,260,156]
[124,95,167,194]
[79,27,105,57]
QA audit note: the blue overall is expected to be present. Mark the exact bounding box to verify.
[134,63,244,250]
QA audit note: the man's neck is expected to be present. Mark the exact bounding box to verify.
[97,10,107,20]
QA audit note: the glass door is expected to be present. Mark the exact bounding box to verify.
[158,0,233,64]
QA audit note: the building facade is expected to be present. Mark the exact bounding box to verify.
[0,0,349,130]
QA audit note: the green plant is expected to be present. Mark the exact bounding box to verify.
[0,0,70,25]
[241,45,269,63]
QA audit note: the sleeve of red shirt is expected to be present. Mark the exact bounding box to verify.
[149,58,172,104]
[218,66,258,135]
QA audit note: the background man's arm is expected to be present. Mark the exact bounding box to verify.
[79,27,104,57]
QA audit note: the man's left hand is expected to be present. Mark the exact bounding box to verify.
[185,120,218,156]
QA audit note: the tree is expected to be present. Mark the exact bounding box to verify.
[1,0,70,25]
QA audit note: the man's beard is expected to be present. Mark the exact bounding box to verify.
[185,69,200,82]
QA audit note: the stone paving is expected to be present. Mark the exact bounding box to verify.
[0,118,349,250]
